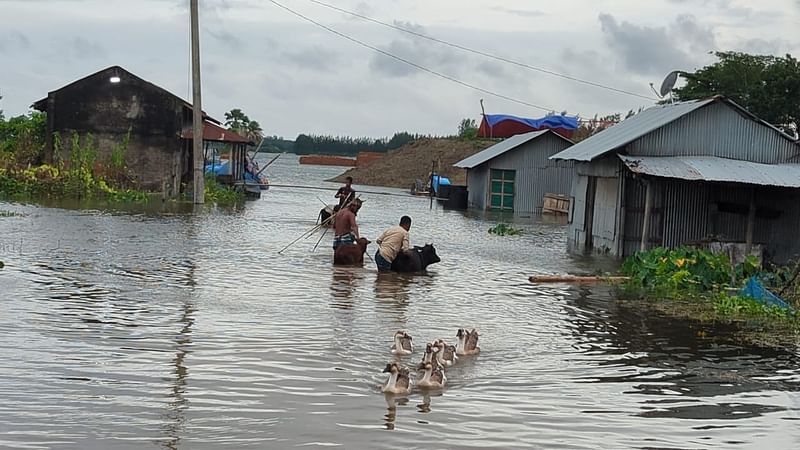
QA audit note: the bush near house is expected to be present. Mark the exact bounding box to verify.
[619,247,796,321]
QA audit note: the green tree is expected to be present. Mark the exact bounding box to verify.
[224,108,250,133]
[458,118,478,140]
[224,109,265,143]
[244,120,263,143]
[672,51,800,126]
[0,111,47,164]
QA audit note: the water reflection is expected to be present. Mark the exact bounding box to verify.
[161,287,195,449]
[330,266,365,308]
[383,394,409,430]
[416,392,432,413]
[563,285,799,422]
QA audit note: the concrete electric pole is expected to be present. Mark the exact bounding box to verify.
[190,0,204,204]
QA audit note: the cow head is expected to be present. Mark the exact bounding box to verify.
[356,237,371,253]
[420,243,441,268]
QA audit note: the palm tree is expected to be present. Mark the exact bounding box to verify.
[245,120,263,143]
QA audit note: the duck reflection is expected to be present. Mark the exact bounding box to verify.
[383,393,409,430]
[417,392,432,413]
[329,267,365,308]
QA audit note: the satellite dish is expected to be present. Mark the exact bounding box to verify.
[659,71,681,97]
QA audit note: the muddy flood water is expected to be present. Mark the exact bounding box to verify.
[1,155,799,449]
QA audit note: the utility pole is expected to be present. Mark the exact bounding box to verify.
[190,0,204,204]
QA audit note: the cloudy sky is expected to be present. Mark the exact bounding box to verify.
[1,0,798,139]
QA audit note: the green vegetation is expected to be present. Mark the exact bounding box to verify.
[261,135,295,153]
[0,116,149,203]
[488,223,523,236]
[293,132,423,156]
[203,173,244,204]
[619,247,798,327]
[458,118,478,140]
[673,51,800,127]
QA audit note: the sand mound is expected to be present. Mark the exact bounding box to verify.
[328,138,495,189]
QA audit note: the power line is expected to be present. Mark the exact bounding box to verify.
[306,0,657,101]
[266,0,559,113]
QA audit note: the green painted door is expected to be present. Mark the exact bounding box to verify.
[489,169,515,211]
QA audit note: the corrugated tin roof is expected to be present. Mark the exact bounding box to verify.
[454,130,570,169]
[550,96,797,162]
[620,154,800,188]
[181,120,253,144]
[550,99,716,162]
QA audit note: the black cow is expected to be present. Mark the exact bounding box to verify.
[390,244,441,273]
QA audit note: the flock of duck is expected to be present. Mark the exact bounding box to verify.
[381,328,480,394]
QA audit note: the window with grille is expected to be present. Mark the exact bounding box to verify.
[489,169,515,211]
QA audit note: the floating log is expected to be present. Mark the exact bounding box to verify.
[529,275,630,284]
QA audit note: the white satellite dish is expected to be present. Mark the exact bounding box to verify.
[659,70,681,98]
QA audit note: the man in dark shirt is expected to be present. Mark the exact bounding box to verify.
[335,177,355,209]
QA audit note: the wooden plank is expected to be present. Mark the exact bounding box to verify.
[529,275,630,284]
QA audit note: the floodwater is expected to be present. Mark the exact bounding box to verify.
[1,154,799,449]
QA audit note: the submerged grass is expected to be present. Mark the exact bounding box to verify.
[617,247,800,348]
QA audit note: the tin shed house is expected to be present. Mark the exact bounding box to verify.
[454,130,574,215]
[31,66,246,194]
[550,96,800,263]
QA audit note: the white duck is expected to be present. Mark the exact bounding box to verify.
[433,339,458,367]
[390,331,413,356]
[382,362,411,395]
[456,328,480,356]
[416,361,446,389]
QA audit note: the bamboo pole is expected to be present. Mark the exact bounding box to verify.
[529,275,630,284]
[278,196,363,254]
[640,180,652,252]
[255,152,283,177]
[745,188,756,255]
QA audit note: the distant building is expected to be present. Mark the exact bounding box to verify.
[454,130,574,215]
[32,66,252,194]
[550,96,800,263]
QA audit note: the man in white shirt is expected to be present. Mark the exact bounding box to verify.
[374,216,411,271]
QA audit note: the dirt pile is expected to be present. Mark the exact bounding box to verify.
[328,138,495,189]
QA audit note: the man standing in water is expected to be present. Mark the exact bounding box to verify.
[374,216,411,271]
[333,198,362,250]
[334,176,355,211]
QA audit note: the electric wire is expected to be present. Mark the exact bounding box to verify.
[305,0,657,101]
[267,0,560,113]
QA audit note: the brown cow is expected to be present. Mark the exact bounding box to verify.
[333,237,371,266]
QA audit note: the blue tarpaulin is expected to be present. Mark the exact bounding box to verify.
[482,114,579,130]
[739,276,793,310]
[205,161,230,175]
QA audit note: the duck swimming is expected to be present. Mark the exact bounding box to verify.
[416,361,446,389]
[456,328,480,356]
[382,362,411,395]
[434,339,458,367]
[390,331,413,356]
[421,342,436,364]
